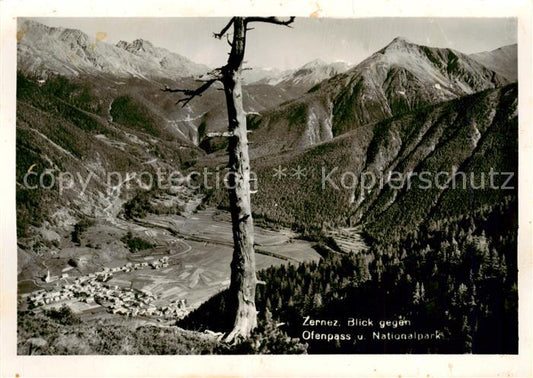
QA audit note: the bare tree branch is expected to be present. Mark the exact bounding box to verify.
[197,67,225,81]
[161,79,217,108]
[176,79,218,107]
[214,17,236,39]
[161,67,225,107]
[244,16,295,27]
[161,85,187,93]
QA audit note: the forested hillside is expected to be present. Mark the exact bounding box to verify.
[182,197,517,353]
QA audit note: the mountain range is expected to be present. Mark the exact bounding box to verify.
[17,19,355,147]
[244,59,351,91]
[18,20,517,153]
[18,19,351,92]
[17,19,209,80]
[16,19,518,245]
[246,83,517,241]
[244,37,513,156]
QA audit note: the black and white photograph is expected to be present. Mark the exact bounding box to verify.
[1,0,532,376]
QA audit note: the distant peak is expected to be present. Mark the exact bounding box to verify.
[116,38,154,52]
[386,36,413,48]
[300,59,327,69]
[393,36,411,43]
[131,38,153,46]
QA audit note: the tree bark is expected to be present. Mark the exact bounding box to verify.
[163,16,294,342]
[222,17,258,342]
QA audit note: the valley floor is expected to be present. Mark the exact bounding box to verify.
[17,208,323,333]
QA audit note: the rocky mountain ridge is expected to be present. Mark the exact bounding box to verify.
[17,19,209,80]
[244,37,512,156]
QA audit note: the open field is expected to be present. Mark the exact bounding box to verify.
[325,226,369,254]
[139,208,321,262]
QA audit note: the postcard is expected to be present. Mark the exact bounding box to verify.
[1,0,532,377]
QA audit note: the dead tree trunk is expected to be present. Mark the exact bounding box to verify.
[221,17,258,342]
[162,16,295,343]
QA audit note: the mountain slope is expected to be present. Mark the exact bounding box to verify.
[200,84,517,241]
[16,20,300,147]
[327,37,509,135]
[246,38,510,156]
[16,73,204,240]
[470,44,517,81]
[17,19,209,80]
[186,59,350,146]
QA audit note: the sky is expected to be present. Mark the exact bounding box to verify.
[29,17,517,70]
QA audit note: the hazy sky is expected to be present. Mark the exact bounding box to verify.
[29,17,517,70]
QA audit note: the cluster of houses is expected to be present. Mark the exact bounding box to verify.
[149,256,170,270]
[27,287,75,306]
[27,256,188,319]
[109,296,188,319]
